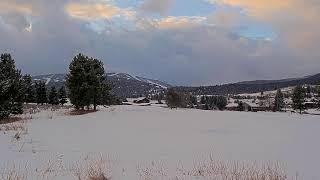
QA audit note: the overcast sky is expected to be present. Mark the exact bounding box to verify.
[0,0,319,85]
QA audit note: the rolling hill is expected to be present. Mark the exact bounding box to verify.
[175,73,320,95]
[32,73,171,98]
[32,72,320,97]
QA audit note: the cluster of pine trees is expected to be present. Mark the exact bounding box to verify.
[66,54,112,111]
[165,88,228,110]
[0,54,24,119]
[0,54,67,119]
[273,89,285,112]
[31,81,68,106]
[1,53,116,119]
[292,86,305,113]
[0,53,69,119]
[200,95,228,110]
[274,85,320,113]
[165,89,192,108]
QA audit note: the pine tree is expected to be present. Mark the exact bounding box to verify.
[200,96,206,104]
[36,81,47,105]
[306,85,312,98]
[317,86,320,109]
[316,86,320,98]
[190,95,197,106]
[22,74,35,104]
[157,93,164,104]
[165,88,181,108]
[88,58,108,110]
[292,85,305,114]
[48,86,59,105]
[274,89,284,111]
[58,86,68,106]
[0,53,24,119]
[66,54,110,110]
[97,83,112,106]
[216,96,227,110]
[238,101,245,111]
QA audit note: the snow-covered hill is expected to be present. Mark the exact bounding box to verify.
[1,105,320,179]
[32,73,171,98]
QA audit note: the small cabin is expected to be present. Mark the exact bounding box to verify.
[133,98,150,104]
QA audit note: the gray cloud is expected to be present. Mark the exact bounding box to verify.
[0,0,319,86]
[140,0,175,15]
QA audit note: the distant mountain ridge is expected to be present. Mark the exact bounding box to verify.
[32,73,171,98]
[33,72,320,97]
[175,73,320,95]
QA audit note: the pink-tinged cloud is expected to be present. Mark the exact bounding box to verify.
[157,16,207,29]
[209,0,320,54]
[65,2,136,21]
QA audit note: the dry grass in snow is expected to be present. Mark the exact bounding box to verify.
[71,155,112,180]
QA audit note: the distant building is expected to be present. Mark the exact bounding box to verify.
[226,101,270,112]
[303,102,318,109]
[133,97,150,104]
[226,103,238,111]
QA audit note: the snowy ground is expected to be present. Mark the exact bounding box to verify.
[0,104,320,179]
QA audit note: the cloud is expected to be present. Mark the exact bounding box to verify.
[0,0,36,31]
[208,0,320,55]
[157,16,207,29]
[141,0,175,15]
[208,0,292,18]
[65,2,136,21]
[207,9,243,28]
[0,1,34,15]
[0,0,319,86]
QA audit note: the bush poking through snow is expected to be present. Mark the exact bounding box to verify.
[0,120,27,132]
[68,109,98,116]
[136,158,296,180]
[166,89,192,109]
[72,156,112,180]
[0,163,28,180]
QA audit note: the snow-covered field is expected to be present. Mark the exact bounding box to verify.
[1,104,320,179]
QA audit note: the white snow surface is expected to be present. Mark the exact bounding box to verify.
[44,74,55,85]
[143,78,168,89]
[1,105,320,179]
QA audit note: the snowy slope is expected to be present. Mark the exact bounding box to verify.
[1,105,320,179]
[32,73,171,97]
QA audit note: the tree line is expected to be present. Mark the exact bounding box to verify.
[22,77,68,106]
[0,53,117,119]
[165,88,228,110]
[165,85,320,113]
[1,52,319,119]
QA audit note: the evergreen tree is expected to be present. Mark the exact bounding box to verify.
[0,53,24,119]
[58,86,68,106]
[317,86,320,109]
[48,86,59,105]
[22,74,35,104]
[274,89,285,111]
[216,96,228,110]
[238,101,245,111]
[316,86,320,98]
[66,54,110,110]
[200,96,206,104]
[157,93,164,104]
[306,85,312,98]
[97,83,112,106]
[36,81,47,105]
[190,95,197,106]
[166,88,182,108]
[292,85,305,114]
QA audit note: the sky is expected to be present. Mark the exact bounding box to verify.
[0,0,319,86]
